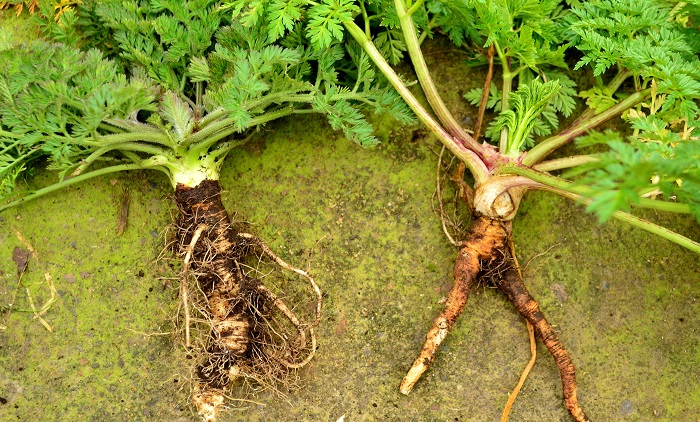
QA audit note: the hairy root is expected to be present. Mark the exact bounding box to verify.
[173,180,322,421]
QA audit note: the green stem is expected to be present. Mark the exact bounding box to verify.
[0,163,162,213]
[499,164,692,214]
[97,122,124,134]
[343,20,489,182]
[101,118,162,134]
[93,131,175,148]
[523,89,650,165]
[494,41,512,152]
[545,187,700,254]
[0,130,22,139]
[0,138,25,155]
[204,135,253,162]
[563,70,633,129]
[182,115,238,147]
[359,0,371,37]
[607,69,633,92]
[199,108,229,129]
[245,92,314,111]
[72,143,169,176]
[533,155,599,171]
[187,107,296,157]
[405,0,424,17]
[394,0,485,156]
[196,81,203,109]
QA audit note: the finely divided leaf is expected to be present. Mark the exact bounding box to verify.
[307,0,358,50]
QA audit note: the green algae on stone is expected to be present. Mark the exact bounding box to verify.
[1,27,699,422]
[1,111,700,422]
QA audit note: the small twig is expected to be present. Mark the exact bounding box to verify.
[474,44,495,140]
[3,271,24,326]
[181,224,208,348]
[8,229,56,331]
[115,183,131,236]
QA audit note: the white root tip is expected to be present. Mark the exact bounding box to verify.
[192,385,225,422]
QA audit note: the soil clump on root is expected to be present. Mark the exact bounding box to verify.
[174,180,321,421]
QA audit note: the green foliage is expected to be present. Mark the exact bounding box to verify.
[300,0,700,248]
[465,82,502,111]
[490,79,560,154]
[574,93,700,222]
[561,0,700,221]
[566,0,688,76]
[0,41,156,190]
[466,69,575,146]
[307,0,358,49]
[1,0,409,206]
[453,0,700,221]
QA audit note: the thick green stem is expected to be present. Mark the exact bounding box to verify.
[93,131,174,148]
[405,0,425,16]
[343,20,489,182]
[245,92,314,110]
[533,155,599,172]
[499,164,693,214]
[490,166,699,253]
[546,187,700,254]
[187,107,295,156]
[184,107,295,148]
[394,0,485,156]
[523,89,650,165]
[72,143,169,176]
[494,41,513,153]
[607,69,633,93]
[562,70,633,130]
[0,163,164,212]
[199,108,229,129]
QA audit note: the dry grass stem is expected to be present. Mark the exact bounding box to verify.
[500,236,538,421]
[13,228,38,262]
[501,320,536,422]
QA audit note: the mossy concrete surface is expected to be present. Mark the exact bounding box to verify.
[1,18,700,421]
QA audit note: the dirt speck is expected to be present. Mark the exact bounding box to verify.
[11,247,30,273]
[550,283,568,302]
